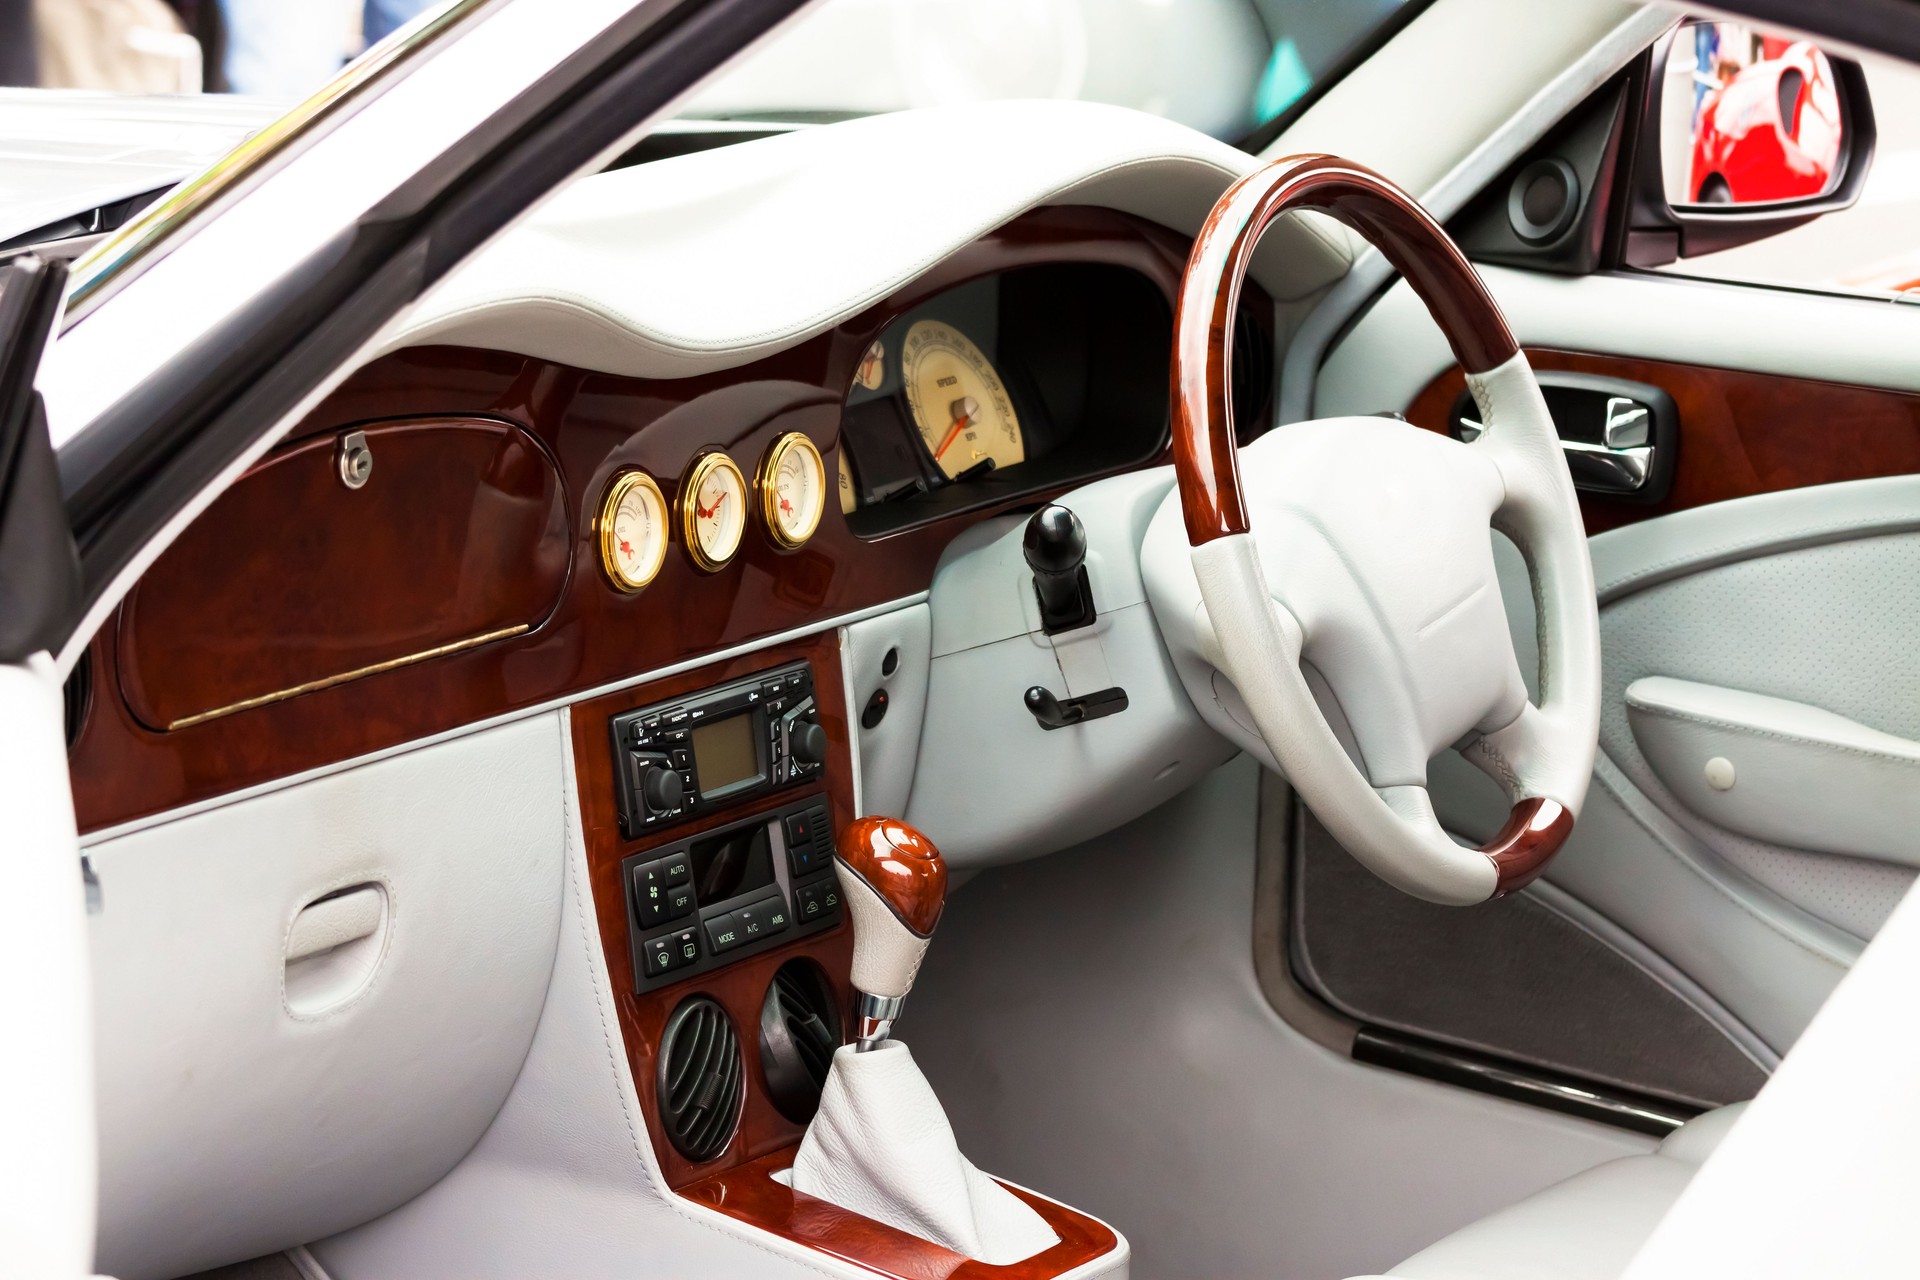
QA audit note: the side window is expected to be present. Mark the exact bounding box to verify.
[1655,28,1918,298]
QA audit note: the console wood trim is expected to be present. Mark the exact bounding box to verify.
[1404,349,1920,533]
[569,631,857,1189]
[681,1146,1122,1280]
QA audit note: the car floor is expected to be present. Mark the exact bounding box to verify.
[902,756,1651,1280]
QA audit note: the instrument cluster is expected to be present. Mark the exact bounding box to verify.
[835,261,1177,535]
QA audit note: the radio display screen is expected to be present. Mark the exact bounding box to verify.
[690,822,775,904]
[691,712,761,797]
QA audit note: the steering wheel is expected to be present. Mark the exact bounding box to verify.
[1147,155,1600,906]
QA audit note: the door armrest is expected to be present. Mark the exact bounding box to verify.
[1626,676,1920,866]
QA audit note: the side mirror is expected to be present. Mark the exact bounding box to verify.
[1623,21,1876,266]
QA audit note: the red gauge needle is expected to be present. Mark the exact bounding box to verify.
[618,539,633,557]
[934,395,981,460]
[698,491,727,520]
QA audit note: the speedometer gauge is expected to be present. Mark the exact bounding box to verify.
[597,471,668,593]
[757,432,826,548]
[902,320,1024,479]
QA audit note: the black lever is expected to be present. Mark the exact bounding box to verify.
[1023,504,1096,634]
[1024,685,1129,732]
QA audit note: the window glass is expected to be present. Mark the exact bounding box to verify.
[1657,46,1920,298]
[681,0,1409,145]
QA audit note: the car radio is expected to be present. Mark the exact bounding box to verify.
[608,660,824,838]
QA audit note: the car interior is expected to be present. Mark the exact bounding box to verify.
[10,1,1920,1277]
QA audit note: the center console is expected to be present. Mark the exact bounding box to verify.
[571,635,1125,1280]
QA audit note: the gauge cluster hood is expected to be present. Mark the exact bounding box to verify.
[381,99,1356,379]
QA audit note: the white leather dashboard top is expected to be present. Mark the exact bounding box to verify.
[381,100,1354,378]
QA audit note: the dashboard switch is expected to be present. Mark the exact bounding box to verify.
[642,936,675,978]
[705,913,743,954]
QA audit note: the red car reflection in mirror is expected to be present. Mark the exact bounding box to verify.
[1689,42,1842,204]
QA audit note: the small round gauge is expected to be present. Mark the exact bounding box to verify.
[902,320,1024,479]
[758,432,826,549]
[853,339,886,391]
[680,451,748,572]
[597,471,668,593]
[838,451,858,514]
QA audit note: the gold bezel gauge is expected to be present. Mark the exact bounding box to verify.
[757,432,827,549]
[597,471,668,593]
[680,451,748,572]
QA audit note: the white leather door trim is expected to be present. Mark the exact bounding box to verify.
[1628,677,1920,866]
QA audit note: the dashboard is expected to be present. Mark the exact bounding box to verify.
[67,205,1271,835]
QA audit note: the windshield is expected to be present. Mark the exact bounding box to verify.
[683,0,1412,146]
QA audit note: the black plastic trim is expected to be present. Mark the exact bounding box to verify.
[0,256,81,660]
[1355,1027,1703,1137]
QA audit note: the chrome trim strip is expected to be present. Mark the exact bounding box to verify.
[1353,1026,1701,1136]
[62,0,497,325]
[165,623,531,729]
[79,593,929,847]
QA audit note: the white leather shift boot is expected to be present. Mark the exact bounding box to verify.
[790,1040,1060,1264]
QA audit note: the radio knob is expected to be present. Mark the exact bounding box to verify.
[642,764,685,812]
[791,718,827,766]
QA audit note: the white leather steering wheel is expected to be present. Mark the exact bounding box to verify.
[1149,155,1601,905]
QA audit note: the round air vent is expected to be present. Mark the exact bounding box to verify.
[657,996,743,1162]
[759,959,843,1123]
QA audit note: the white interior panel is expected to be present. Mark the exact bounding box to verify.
[906,756,1651,1279]
[841,604,932,820]
[86,713,570,1279]
[908,470,1235,868]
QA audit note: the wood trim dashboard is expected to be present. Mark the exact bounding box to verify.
[1405,348,1920,534]
[68,205,1206,835]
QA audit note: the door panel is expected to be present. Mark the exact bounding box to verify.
[1315,269,1920,1065]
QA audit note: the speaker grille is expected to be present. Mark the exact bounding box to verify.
[760,959,843,1122]
[657,996,742,1162]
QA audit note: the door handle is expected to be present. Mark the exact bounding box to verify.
[1448,371,1676,503]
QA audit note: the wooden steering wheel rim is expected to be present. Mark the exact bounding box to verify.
[1170,153,1519,544]
[1169,154,1570,896]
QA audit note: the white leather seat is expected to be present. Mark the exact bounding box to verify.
[1361,1104,1745,1280]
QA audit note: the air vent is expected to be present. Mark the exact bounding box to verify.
[657,996,743,1162]
[760,959,843,1122]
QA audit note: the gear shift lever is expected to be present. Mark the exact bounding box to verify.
[834,815,947,1050]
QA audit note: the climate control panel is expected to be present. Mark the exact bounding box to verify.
[620,793,842,990]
